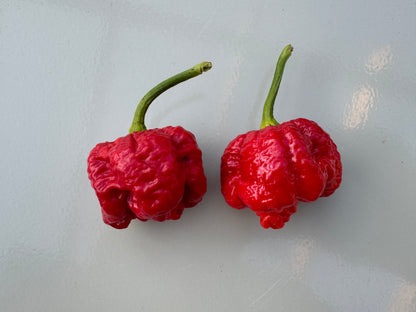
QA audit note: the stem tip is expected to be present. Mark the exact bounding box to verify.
[285,44,294,53]
[197,61,212,73]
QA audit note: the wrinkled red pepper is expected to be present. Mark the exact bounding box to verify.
[87,62,211,229]
[221,45,342,229]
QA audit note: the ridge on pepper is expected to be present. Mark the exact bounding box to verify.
[87,62,211,229]
[220,45,342,229]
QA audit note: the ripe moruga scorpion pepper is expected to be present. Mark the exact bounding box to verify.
[221,45,342,229]
[87,62,211,229]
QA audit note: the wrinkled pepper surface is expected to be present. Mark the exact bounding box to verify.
[221,45,342,229]
[87,62,211,229]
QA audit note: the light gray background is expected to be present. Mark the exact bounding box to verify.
[1,0,415,311]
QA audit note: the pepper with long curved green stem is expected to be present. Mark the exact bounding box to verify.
[88,62,211,229]
[221,45,342,229]
[130,62,212,133]
[260,44,293,129]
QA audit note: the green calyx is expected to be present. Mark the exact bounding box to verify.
[129,62,212,133]
[260,44,293,129]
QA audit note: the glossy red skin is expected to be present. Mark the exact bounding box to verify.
[87,126,207,229]
[221,118,342,229]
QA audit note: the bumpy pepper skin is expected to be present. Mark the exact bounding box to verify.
[88,126,206,229]
[221,118,342,229]
[87,62,211,229]
[221,45,342,229]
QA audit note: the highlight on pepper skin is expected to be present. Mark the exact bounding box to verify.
[220,45,342,229]
[87,62,211,229]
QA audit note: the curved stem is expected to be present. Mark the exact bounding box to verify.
[260,44,293,129]
[129,62,212,133]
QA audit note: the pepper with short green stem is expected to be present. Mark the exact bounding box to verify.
[221,45,342,229]
[88,62,211,229]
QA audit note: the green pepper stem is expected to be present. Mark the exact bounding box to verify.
[260,44,293,129]
[129,62,212,133]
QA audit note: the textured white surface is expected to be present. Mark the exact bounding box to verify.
[1,0,416,311]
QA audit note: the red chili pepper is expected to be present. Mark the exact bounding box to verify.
[87,62,211,229]
[221,45,342,229]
